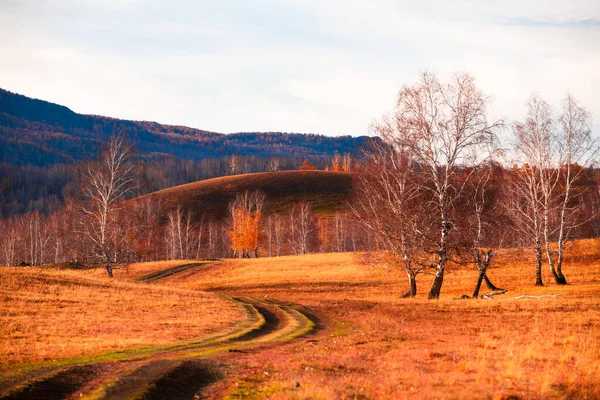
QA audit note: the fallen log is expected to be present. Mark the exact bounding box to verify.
[481,289,508,299]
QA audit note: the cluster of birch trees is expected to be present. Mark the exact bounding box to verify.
[353,72,598,299]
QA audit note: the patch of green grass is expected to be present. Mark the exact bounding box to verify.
[226,378,283,399]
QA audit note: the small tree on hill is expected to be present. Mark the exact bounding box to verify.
[299,159,317,171]
[227,191,265,258]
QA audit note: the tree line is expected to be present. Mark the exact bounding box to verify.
[0,154,349,218]
[1,72,598,300]
[0,192,371,271]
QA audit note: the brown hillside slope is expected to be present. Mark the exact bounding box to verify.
[136,170,353,222]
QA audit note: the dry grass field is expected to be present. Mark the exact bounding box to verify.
[0,267,245,370]
[1,239,599,399]
[155,240,600,399]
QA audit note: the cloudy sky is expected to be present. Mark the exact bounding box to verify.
[1,0,599,136]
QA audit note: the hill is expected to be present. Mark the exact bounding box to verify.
[0,88,371,167]
[136,170,354,222]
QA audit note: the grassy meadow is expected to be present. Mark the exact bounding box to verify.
[0,267,245,369]
[1,239,599,398]
[156,240,600,399]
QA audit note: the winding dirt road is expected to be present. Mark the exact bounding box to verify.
[0,263,320,400]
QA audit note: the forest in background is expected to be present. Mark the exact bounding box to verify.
[0,155,337,218]
[0,87,372,217]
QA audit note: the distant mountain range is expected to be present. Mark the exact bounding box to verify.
[0,88,372,166]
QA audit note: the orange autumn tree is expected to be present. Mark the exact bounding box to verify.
[299,159,317,170]
[227,190,265,258]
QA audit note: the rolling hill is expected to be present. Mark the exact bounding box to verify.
[0,88,372,167]
[136,170,354,222]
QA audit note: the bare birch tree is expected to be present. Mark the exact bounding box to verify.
[265,213,284,257]
[511,94,596,285]
[272,213,283,256]
[352,139,427,297]
[466,162,505,297]
[515,95,562,286]
[207,221,218,259]
[268,158,281,172]
[550,94,597,284]
[23,211,50,266]
[195,214,206,259]
[334,212,347,252]
[229,156,240,175]
[288,202,314,255]
[374,72,501,299]
[165,205,195,260]
[80,136,137,277]
[1,218,17,266]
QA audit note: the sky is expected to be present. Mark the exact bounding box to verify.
[1,0,599,137]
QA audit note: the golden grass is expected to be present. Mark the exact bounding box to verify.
[2,239,600,398]
[156,239,600,399]
[0,267,245,369]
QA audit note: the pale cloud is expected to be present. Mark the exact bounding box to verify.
[47,0,146,12]
[0,0,598,136]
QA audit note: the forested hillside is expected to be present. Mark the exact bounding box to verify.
[0,88,371,217]
[0,88,370,166]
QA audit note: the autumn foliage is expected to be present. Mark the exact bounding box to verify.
[227,191,266,258]
[299,159,317,170]
[228,208,263,258]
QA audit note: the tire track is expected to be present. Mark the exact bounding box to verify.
[88,297,316,400]
[0,365,103,400]
[0,299,263,400]
[135,262,209,283]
